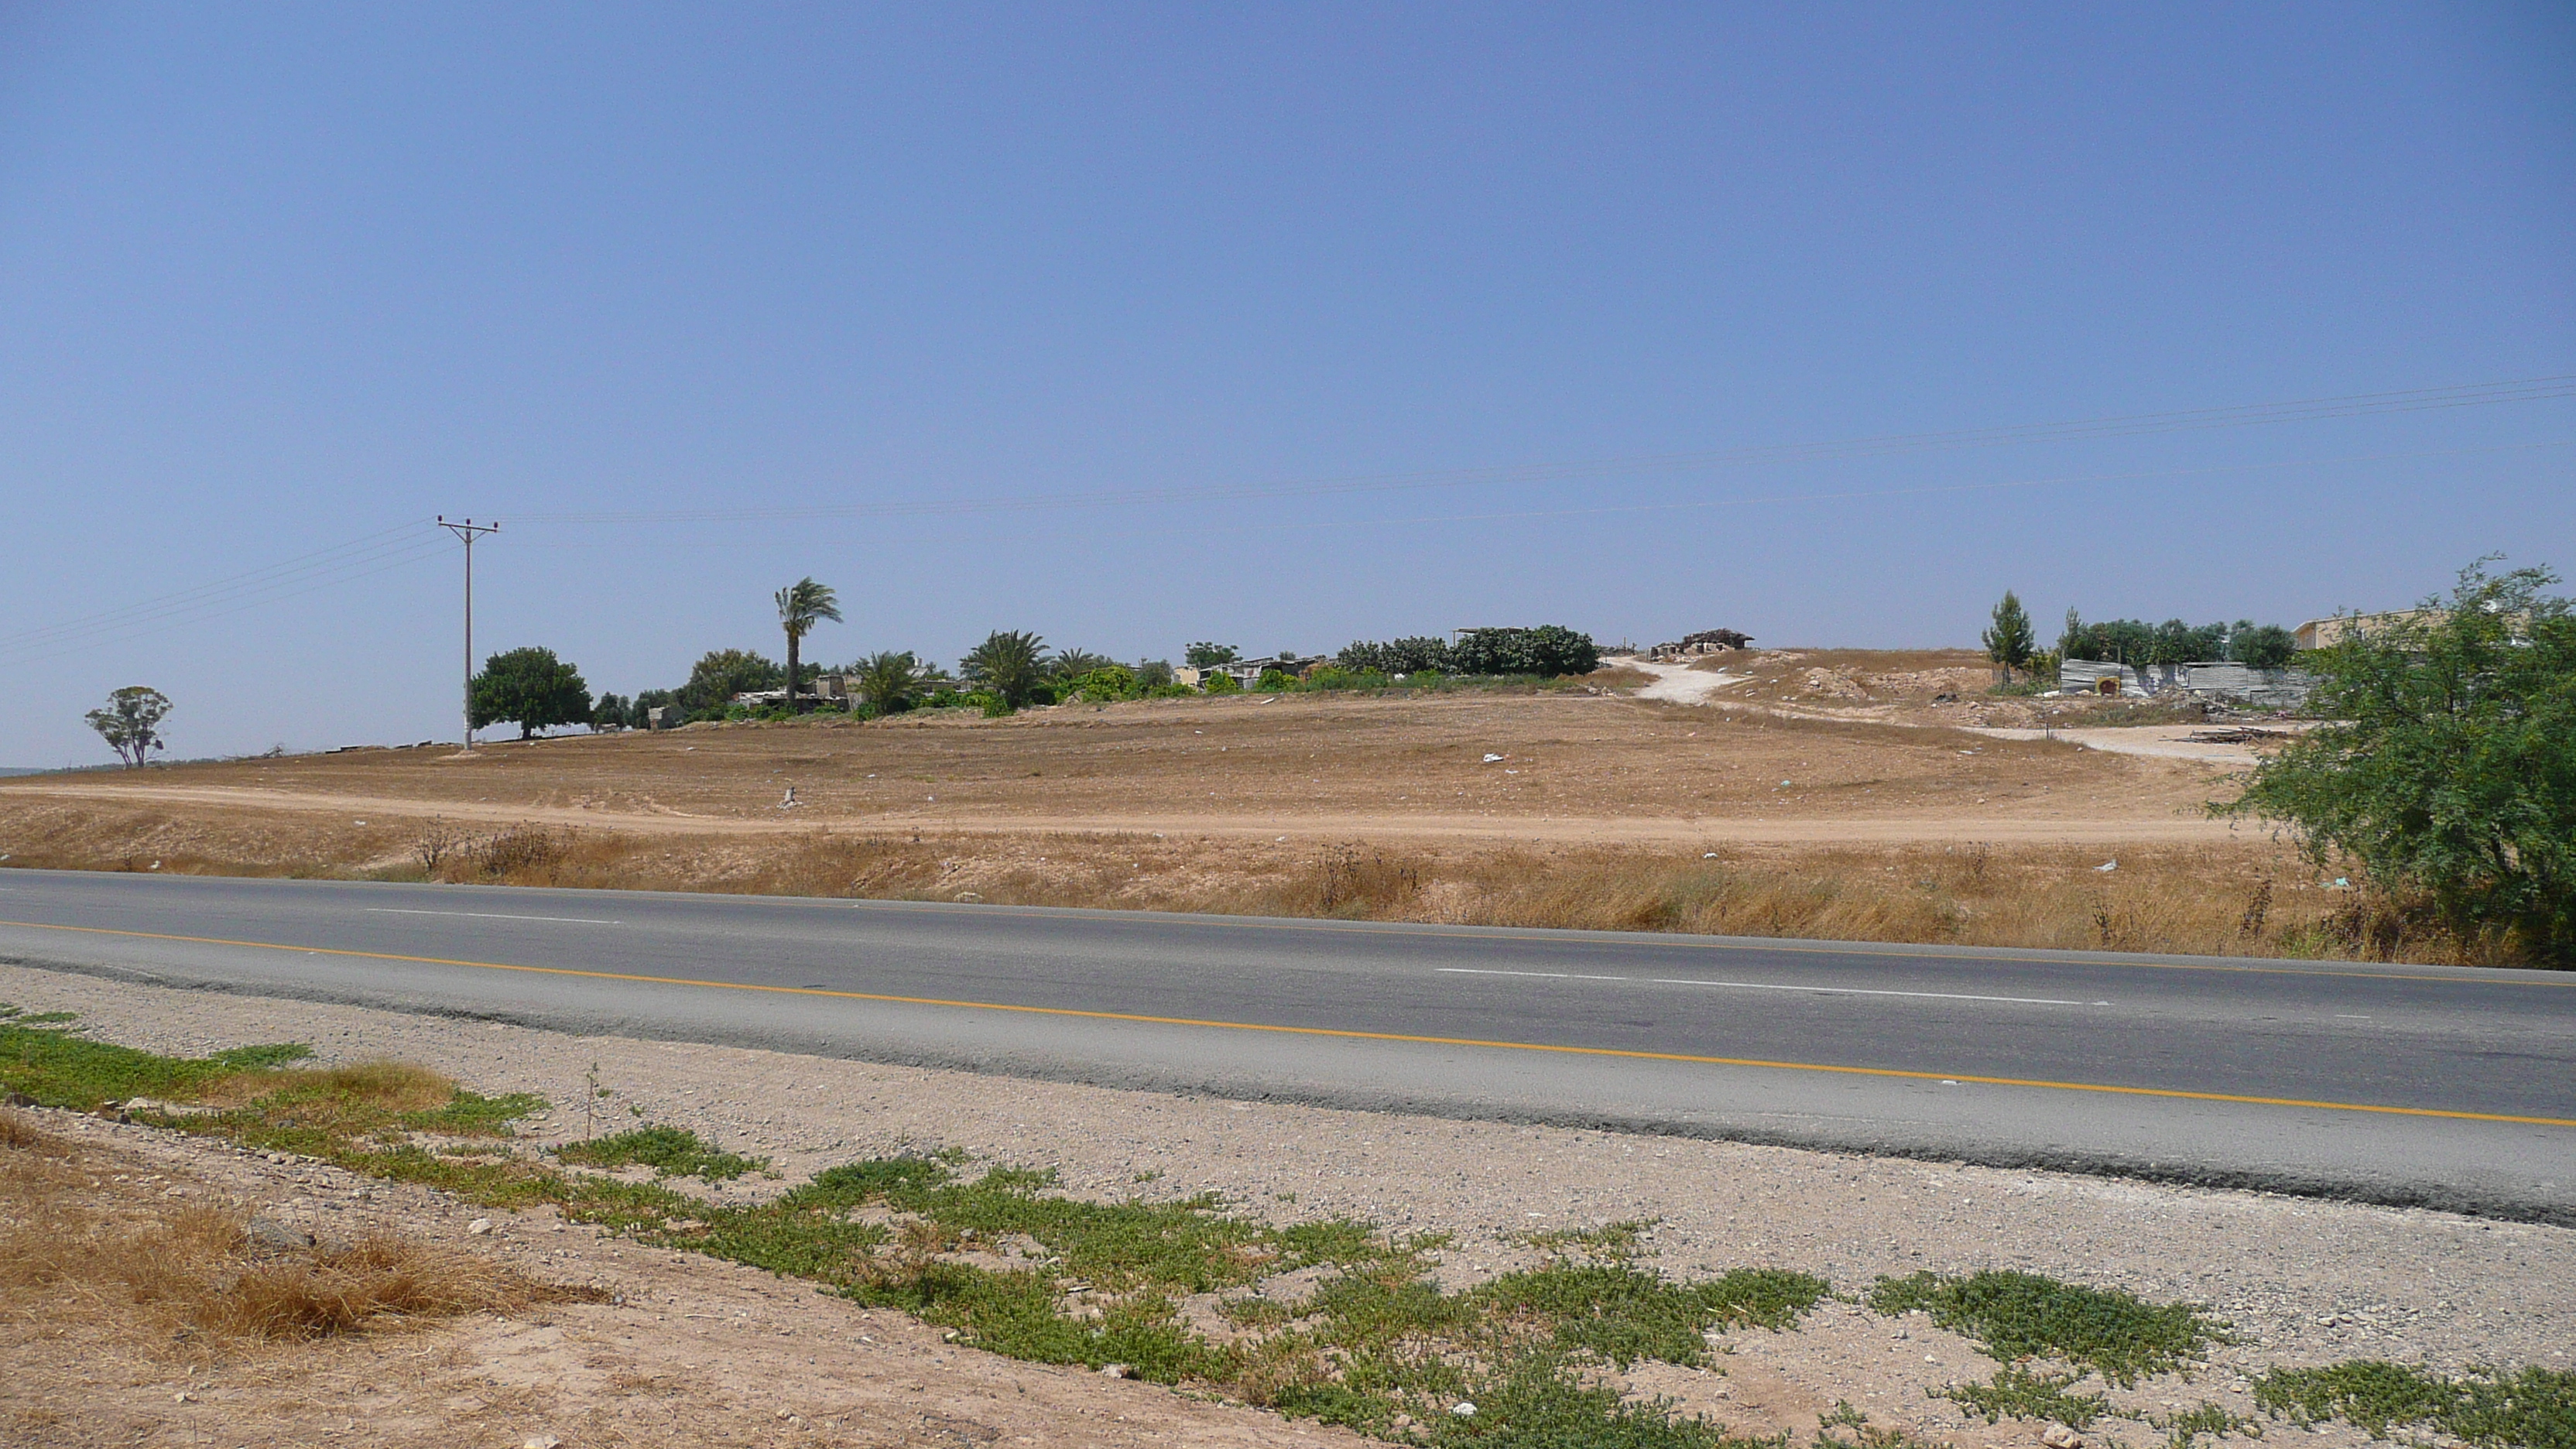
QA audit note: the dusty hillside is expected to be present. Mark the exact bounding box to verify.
[1,677,2236,842]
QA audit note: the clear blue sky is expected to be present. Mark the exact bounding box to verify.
[2,3,2570,764]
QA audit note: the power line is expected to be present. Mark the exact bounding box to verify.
[0,528,450,666]
[495,439,2571,552]
[509,373,2575,527]
[437,517,500,752]
[0,373,2564,663]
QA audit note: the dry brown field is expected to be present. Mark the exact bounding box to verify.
[0,656,2425,959]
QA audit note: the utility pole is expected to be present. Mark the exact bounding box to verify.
[436,516,500,752]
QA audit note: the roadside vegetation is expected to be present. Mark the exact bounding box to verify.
[8,1005,2568,1447]
[2223,559,2575,965]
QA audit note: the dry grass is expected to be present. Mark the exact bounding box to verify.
[199,1058,457,1113]
[0,1105,57,1152]
[0,1105,596,1350]
[389,828,2472,963]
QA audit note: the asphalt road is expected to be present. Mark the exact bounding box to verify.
[3,870,2571,1221]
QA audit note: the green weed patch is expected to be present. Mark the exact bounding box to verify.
[557,1125,768,1181]
[1939,1364,2112,1427]
[0,1005,310,1106]
[2256,1362,2575,1449]
[1869,1269,2225,1386]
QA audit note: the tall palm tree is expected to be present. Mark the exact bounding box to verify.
[774,577,843,713]
[959,629,1045,708]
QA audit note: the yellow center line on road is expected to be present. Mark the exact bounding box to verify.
[5,916,2572,1129]
[836,901,2573,987]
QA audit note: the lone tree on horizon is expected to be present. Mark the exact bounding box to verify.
[469,647,591,740]
[1983,590,2036,681]
[85,686,172,767]
[775,577,843,713]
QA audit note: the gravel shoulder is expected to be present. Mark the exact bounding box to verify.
[5,961,2570,1447]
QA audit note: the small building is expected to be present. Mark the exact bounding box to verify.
[1174,656,1312,688]
[2295,609,2441,652]
[2058,659,2315,707]
[1646,629,1753,661]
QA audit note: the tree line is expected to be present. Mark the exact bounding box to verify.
[461,576,1609,737]
[1978,591,2300,681]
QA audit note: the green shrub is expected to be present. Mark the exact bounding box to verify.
[2256,1361,2575,1449]
[1869,1269,2224,1387]
[2222,559,2576,962]
[557,1125,769,1182]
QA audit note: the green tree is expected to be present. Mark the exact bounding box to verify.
[1446,625,1601,677]
[2229,623,2299,670]
[1184,642,1238,667]
[1133,659,1176,689]
[774,577,844,714]
[630,688,677,728]
[677,649,782,715]
[851,649,925,712]
[591,692,630,731]
[2222,559,2576,961]
[84,686,173,768]
[1982,591,2036,680]
[1067,664,1139,702]
[960,630,1047,710]
[469,648,592,740]
[1050,648,1114,680]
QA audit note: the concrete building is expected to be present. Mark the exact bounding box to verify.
[2058,659,2314,707]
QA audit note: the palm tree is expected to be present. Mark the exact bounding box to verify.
[960,629,1046,709]
[773,577,843,713]
[852,649,923,712]
[1049,647,1114,680]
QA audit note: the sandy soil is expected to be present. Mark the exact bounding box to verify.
[1,680,2242,848]
[5,1106,1368,1449]
[4,963,2567,1448]
[1628,659,1748,706]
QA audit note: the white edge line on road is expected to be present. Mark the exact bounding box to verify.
[365,908,622,926]
[1437,966,2095,1006]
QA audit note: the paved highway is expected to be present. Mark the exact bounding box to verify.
[2,870,2569,1221]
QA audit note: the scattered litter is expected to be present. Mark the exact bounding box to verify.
[2330,877,2352,889]
[466,1218,493,1236]
[1100,1363,1136,1379]
[2093,860,2117,872]
[1704,852,1718,859]
[779,786,799,808]
[1451,1402,1478,1417]
[352,819,367,825]
[1482,753,1506,763]
[1276,836,1289,843]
